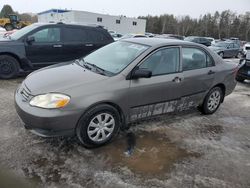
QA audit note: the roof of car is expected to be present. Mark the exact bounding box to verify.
[32,22,104,29]
[122,38,196,47]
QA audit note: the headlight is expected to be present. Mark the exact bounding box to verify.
[29,93,70,109]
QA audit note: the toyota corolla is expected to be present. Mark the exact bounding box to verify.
[15,38,238,148]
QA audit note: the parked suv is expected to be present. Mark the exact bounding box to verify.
[184,36,211,46]
[0,23,114,79]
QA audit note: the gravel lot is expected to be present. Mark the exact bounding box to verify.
[0,59,250,188]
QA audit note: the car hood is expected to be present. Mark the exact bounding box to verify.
[24,62,109,95]
[209,46,225,51]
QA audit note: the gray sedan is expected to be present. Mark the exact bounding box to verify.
[15,38,238,148]
[209,41,242,58]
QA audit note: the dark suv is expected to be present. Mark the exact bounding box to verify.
[184,36,211,47]
[0,23,114,79]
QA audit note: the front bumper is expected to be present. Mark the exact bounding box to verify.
[15,86,82,137]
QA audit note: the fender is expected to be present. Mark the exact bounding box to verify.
[0,40,33,69]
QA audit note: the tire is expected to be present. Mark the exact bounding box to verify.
[0,55,20,79]
[76,104,121,148]
[201,87,223,115]
[4,24,14,31]
[236,76,245,82]
[218,52,224,58]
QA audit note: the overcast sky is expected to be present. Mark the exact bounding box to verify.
[1,0,250,18]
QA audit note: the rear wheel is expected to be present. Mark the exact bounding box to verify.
[201,87,223,114]
[76,104,121,148]
[0,55,20,79]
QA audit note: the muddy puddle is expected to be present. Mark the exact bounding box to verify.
[92,131,200,177]
[23,131,202,185]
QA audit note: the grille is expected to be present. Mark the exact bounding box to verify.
[245,47,250,50]
[20,84,33,102]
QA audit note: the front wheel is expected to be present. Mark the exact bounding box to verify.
[4,24,14,31]
[76,104,121,148]
[201,87,223,114]
[0,55,20,79]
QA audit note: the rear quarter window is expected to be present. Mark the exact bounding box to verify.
[88,30,111,43]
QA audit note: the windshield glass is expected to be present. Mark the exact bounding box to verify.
[213,42,228,48]
[10,24,39,40]
[184,37,195,41]
[80,41,149,75]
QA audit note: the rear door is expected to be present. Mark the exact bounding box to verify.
[181,46,215,105]
[128,47,184,121]
[87,28,113,50]
[25,25,63,68]
[61,26,96,62]
[225,43,235,57]
[232,43,240,57]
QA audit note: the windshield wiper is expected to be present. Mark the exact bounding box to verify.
[85,62,106,74]
[77,58,115,76]
[78,59,108,76]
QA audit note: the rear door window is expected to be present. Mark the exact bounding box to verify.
[182,47,214,71]
[87,30,109,43]
[233,43,240,48]
[228,43,234,49]
[63,27,87,43]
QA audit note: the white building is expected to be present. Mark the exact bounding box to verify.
[38,9,146,34]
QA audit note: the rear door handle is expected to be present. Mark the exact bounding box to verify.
[172,77,182,83]
[53,44,62,48]
[208,70,215,75]
[85,44,94,47]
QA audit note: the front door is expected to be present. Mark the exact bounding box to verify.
[25,26,63,68]
[127,47,183,122]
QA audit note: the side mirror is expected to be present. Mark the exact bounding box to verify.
[226,46,230,49]
[26,36,35,44]
[131,68,152,79]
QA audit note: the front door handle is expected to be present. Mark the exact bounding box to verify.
[208,70,215,75]
[85,44,94,47]
[53,44,62,48]
[172,77,182,83]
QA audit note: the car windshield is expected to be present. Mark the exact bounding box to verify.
[213,42,229,48]
[79,41,149,75]
[10,24,39,40]
[206,38,213,42]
